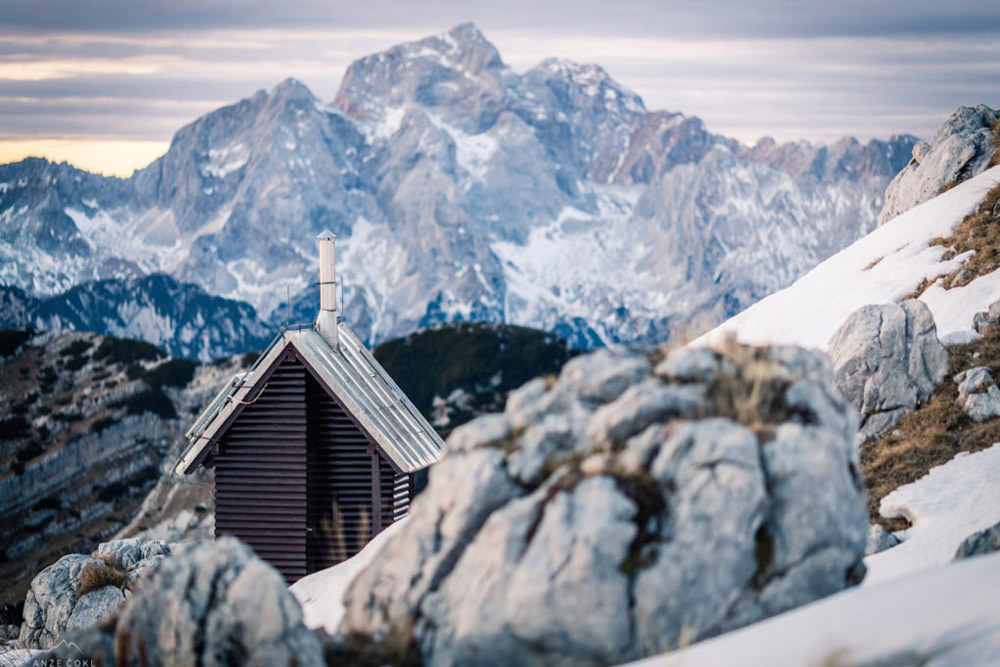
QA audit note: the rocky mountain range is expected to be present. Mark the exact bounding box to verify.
[0,23,917,354]
[0,276,271,362]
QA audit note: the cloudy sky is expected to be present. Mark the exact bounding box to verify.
[1,0,997,175]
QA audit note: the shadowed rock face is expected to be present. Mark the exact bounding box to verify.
[828,300,949,442]
[30,538,324,667]
[338,343,868,666]
[879,104,999,226]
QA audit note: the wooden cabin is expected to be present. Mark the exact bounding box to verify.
[177,231,443,582]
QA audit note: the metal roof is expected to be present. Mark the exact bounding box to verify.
[177,321,443,475]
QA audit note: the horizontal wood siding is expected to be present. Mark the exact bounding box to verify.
[215,356,307,582]
[392,472,411,523]
[307,374,376,572]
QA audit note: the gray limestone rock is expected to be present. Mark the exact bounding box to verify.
[94,537,170,570]
[828,300,949,441]
[115,537,323,667]
[18,539,171,649]
[32,537,324,667]
[954,366,1000,422]
[879,104,999,225]
[954,521,1000,560]
[973,298,1000,335]
[866,524,901,556]
[339,342,868,666]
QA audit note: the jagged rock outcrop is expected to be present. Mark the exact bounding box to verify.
[18,539,169,649]
[0,276,271,362]
[338,343,868,666]
[954,367,1000,423]
[31,538,324,666]
[828,300,949,442]
[955,521,1000,560]
[879,105,999,225]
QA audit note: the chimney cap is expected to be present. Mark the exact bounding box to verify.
[316,229,337,241]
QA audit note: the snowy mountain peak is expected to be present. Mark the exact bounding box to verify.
[531,57,646,115]
[0,25,928,356]
[332,22,506,130]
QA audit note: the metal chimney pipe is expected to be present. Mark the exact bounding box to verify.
[315,229,338,348]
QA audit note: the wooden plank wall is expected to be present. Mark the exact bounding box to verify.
[214,356,416,580]
[215,356,308,582]
[306,374,403,572]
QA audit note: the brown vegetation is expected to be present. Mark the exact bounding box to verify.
[863,323,1000,527]
[76,557,128,597]
[708,341,793,438]
[907,182,1000,300]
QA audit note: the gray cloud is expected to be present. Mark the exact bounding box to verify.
[0,1,997,148]
[4,0,999,40]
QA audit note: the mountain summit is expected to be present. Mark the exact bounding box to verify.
[0,23,916,352]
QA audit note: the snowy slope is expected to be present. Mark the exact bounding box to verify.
[700,165,1000,349]
[631,551,1000,666]
[865,444,1000,586]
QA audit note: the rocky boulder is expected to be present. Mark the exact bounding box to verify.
[955,521,1000,560]
[18,539,169,649]
[32,537,324,667]
[878,104,998,225]
[973,298,1000,335]
[828,300,949,442]
[338,343,868,666]
[954,367,1000,422]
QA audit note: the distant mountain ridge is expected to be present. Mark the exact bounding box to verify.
[0,275,270,361]
[0,23,917,353]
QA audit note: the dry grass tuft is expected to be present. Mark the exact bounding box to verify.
[323,621,420,667]
[94,553,123,569]
[708,342,795,438]
[863,323,1000,526]
[939,178,961,194]
[863,255,886,271]
[907,182,1000,299]
[77,559,128,597]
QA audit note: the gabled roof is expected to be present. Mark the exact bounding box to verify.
[177,321,443,475]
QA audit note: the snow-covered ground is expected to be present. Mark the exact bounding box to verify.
[700,165,1000,350]
[631,551,1000,667]
[866,443,1000,586]
[289,519,406,633]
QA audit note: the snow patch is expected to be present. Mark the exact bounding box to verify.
[700,166,1000,350]
[632,551,1000,667]
[864,443,1000,586]
[203,142,249,179]
[426,114,498,180]
[289,519,406,633]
